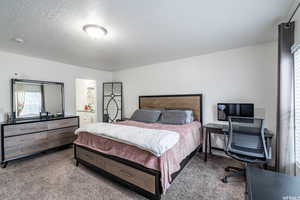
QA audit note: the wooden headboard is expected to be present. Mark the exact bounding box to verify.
[139,94,203,123]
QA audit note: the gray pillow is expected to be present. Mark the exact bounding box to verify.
[160,110,194,125]
[130,109,161,123]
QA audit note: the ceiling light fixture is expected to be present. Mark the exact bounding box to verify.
[83,24,108,40]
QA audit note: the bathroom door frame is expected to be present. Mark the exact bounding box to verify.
[75,78,98,123]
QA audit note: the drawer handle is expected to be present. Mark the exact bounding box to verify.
[120,169,133,178]
[20,128,35,131]
[20,127,45,131]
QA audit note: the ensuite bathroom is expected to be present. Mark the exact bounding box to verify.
[76,79,97,126]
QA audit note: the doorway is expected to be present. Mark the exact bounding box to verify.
[76,79,97,127]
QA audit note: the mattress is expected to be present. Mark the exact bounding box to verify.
[74,120,202,192]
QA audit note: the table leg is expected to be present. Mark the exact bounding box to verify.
[205,129,208,162]
[209,131,212,154]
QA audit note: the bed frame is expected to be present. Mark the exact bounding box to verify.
[74,94,203,200]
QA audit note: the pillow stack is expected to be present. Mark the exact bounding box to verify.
[130,108,194,124]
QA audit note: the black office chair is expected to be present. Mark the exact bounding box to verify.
[221,117,272,183]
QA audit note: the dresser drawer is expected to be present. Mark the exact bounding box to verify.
[47,118,78,129]
[3,122,48,137]
[47,127,77,139]
[4,132,48,159]
[47,127,76,147]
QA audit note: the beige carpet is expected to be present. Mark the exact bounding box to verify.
[0,148,244,200]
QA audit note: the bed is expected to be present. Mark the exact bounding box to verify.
[73,94,203,200]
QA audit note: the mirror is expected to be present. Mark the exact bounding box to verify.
[44,84,63,114]
[12,79,64,119]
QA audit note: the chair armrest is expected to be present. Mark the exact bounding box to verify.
[223,131,229,153]
[222,128,229,134]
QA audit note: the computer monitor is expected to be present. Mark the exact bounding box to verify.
[217,103,254,121]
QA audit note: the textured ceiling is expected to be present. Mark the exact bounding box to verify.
[0,0,295,71]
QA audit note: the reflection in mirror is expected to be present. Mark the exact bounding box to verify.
[14,82,42,118]
[12,79,64,120]
[44,84,63,115]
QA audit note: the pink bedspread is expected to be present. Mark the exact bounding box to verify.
[74,120,202,193]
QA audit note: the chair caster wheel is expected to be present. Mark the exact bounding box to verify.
[221,178,228,183]
[1,162,7,169]
[225,167,230,172]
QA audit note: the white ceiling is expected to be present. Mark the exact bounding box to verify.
[0,0,295,71]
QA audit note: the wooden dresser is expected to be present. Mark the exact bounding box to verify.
[0,116,79,168]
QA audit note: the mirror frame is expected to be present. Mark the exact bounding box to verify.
[11,79,65,120]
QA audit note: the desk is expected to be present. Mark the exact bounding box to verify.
[203,123,273,162]
[246,166,300,200]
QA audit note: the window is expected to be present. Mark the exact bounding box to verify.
[15,83,42,118]
[19,91,42,117]
[294,47,300,167]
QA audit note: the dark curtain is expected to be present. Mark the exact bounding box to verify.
[276,22,296,175]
